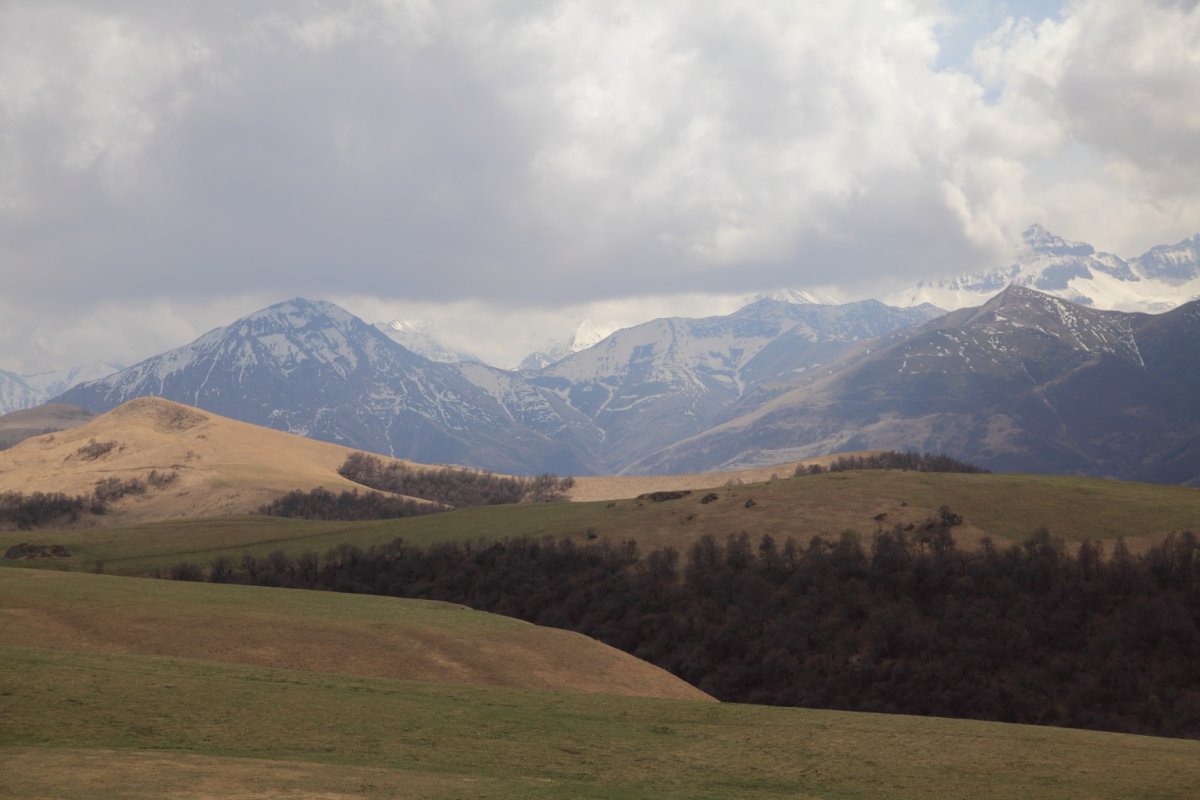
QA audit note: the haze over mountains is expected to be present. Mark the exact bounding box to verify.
[14,226,1196,484]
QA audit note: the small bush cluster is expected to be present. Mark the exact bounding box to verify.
[147,469,179,488]
[91,476,146,509]
[75,439,119,460]
[0,492,88,529]
[338,452,574,507]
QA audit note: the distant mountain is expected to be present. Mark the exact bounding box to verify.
[518,318,620,371]
[56,299,601,474]
[0,362,123,414]
[529,299,944,469]
[374,319,482,364]
[635,286,1200,484]
[889,224,1200,313]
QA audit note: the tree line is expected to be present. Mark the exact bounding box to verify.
[796,451,990,475]
[338,452,575,507]
[257,455,577,521]
[168,519,1200,739]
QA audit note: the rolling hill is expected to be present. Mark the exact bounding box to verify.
[0,568,708,700]
[2,569,1198,799]
[0,396,423,524]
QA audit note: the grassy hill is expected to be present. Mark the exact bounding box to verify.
[3,571,1198,799]
[0,569,706,700]
[0,397,428,524]
[5,468,1197,576]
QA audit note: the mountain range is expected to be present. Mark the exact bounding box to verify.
[637,286,1200,484]
[21,226,1200,484]
[55,296,940,475]
[0,362,123,415]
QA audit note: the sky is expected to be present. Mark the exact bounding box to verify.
[2,0,1199,371]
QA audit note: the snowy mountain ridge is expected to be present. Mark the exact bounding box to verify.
[888,224,1200,313]
[0,362,124,415]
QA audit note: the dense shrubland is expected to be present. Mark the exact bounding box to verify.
[339,452,575,507]
[259,488,446,521]
[173,517,1200,739]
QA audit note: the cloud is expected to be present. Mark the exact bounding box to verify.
[0,0,1197,371]
[973,0,1200,252]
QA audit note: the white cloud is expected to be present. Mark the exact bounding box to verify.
[972,0,1200,253]
[0,0,1197,372]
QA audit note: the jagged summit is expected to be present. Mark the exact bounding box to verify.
[1021,224,1094,257]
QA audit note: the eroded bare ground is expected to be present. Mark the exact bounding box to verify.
[0,747,487,800]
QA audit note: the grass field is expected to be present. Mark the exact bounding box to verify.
[6,535,1200,797]
[0,569,706,700]
[5,469,1197,575]
[4,639,1199,799]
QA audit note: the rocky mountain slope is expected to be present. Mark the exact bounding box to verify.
[56,299,600,474]
[525,299,942,468]
[56,297,940,475]
[635,286,1200,484]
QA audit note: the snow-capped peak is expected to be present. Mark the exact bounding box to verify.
[751,288,841,306]
[1022,224,1094,257]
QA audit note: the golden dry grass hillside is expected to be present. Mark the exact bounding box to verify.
[0,397,427,524]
